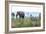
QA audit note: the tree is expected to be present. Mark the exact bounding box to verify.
[11,12,15,17]
[11,12,15,20]
[30,14,32,19]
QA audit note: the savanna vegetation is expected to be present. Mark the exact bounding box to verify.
[11,13,41,28]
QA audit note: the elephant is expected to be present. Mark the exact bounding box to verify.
[16,11,25,19]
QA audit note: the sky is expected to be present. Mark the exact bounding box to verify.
[10,4,42,17]
[25,12,40,17]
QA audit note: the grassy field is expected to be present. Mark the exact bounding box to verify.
[11,17,41,28]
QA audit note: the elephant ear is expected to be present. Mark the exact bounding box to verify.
[16,12,19,17]
[17,11,19,14]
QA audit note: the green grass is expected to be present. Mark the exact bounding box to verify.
[12,18,41,28]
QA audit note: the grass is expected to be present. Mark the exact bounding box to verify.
[12,17,41,28]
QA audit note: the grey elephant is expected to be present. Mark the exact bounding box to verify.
[16,11,25,19]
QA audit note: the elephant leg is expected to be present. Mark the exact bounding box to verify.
[22,16,24,18]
